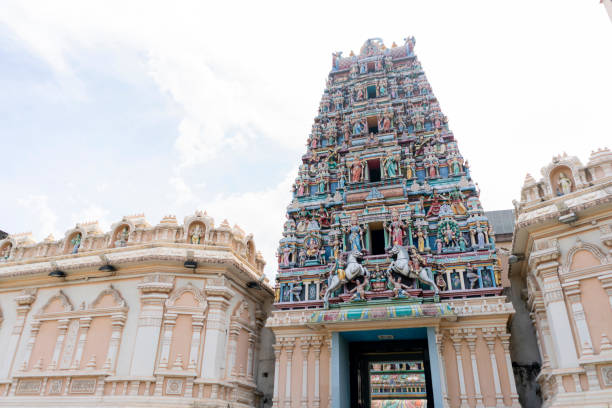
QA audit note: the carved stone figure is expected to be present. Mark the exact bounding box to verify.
[383,153,398,178]
[116,226,129,247]
[190,224,204,245]
[385,211,405,247]
[558,172,572,195]
[346,214,364,252]
[71,233,82,254]
[351,158,364,183]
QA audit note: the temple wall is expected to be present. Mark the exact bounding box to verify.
[512,149,612,407]
[0,215,274,407]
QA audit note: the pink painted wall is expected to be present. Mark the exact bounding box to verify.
[168,314,192,370]
[80,316,112,369]
[581,277,612,354]
[28,320,58,369]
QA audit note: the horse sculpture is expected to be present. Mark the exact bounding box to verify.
[323,250,369,308]
[386,245,439,294]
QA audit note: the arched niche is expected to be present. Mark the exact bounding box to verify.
[38,290,74,314]
[186,221,206,245]
[110,223,131,248]
[549,165,576,196]
[63,229,85,255]
[0,239,14,261]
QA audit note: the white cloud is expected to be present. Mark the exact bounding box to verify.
[200,166,298,278]
[16,195,59,239]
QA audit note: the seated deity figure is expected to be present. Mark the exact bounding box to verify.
[391,275,411,298]
[558,172,572,195]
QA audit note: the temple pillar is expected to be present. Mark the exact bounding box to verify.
[247,332,256,380]
[131,274,173,377]
[466,330,484,408]
[0,289,35,379]
[72,317,91,368]
[188,315,205,370]
[284,340,295,408]
[300,341,309,408]
[435,330,450,408]
[157,313,177,369]
[272,343,282,408]
[565,284,594,355]
[228,323,241,377]
[48,318,69,370]
[312,337,322,408]
[200,285,232,380]
[499,333,520,406]
[483,331,504,407]
[451,332,468,408]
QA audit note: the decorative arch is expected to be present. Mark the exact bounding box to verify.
[108,219,134,248]
[38,290,73,314]
[63,226,87,254]
[563,240,608,273]
[0,238,15,261]
[540,155,582,196]
[90,285,127,309]
[183,211,214,244]
[166,283,207,309]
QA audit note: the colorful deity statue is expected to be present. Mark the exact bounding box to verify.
[391,275,411,298]
[379,79,387,97]
[558,172,572,195]
[318,174,327,193]
[353,119,363,135]
[1,244,11,261]
[115,226,129,247]
[385,210,406,247]
[465,263,480,289]
[346,214,364,252]
[404,36,416,55]
[281,244,292,266]
[413,226,426,253]
[189,224,203,245]
[71,233,82,254]
[338,166,347,189]
[351,158,364,183]
[382,153,399,178]
[413,111,424,131]
[350,276,369,301]
[450,189,468,215]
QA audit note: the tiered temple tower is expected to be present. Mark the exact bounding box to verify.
[267,38,519,408]
[276,37,500,307]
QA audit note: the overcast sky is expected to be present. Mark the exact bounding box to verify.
[1,1,610,276]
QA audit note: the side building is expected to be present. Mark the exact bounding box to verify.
[0,211,274,407]
[511,148,612,407]
[267,38,520,408]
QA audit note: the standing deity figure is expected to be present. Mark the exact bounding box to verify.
[318,174,327,193]
[116,226,129,247]
[71,233,82,254]
[375,59,382,72]
[297,179,305,196]
[360,63,367,74]
[413,111,424,131]
[351,158,364,183]
[298,248,306,267]
[350,63,358,78]
[413,227,426,253]
[281,245,292,267]
[443,224,456,247]
[338,166,347,189]
[332,51,342,69]
[310,133,319,149]
[353,120,363,135]
[346,214,364,252]
[190,224,204,245]
[379,79,387,96]
[383,153,398,178]
[488,225,496,248]
[558,172,572,195]
[386,210,406,247]
[476,225,486,249]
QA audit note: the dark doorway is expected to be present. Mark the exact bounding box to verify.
[368,159,381,182]
[367,85,377,99]
[367,116,378,134]
[370,225,385,255]
[349,340,434,408]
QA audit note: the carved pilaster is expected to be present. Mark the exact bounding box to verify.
[499,332,520,406]
[72,317,91,369]
[465,329,484,408]
[435,329,450,408]
[3,289,35,377]
[284,340,295,408]
[483,329,504,407]
[565,283,594,355]
[450,331,468,408]
[312,337,322,408]
[272,342,283,408]
[300,341,310,408]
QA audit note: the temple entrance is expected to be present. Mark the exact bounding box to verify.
[349,340,434,408]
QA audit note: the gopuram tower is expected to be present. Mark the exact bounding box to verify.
[267,38,520,408]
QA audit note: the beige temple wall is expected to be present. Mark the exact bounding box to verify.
[0,213,275,407]
[512,148,612,407]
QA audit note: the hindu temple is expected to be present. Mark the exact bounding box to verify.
[267,38,519,408]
